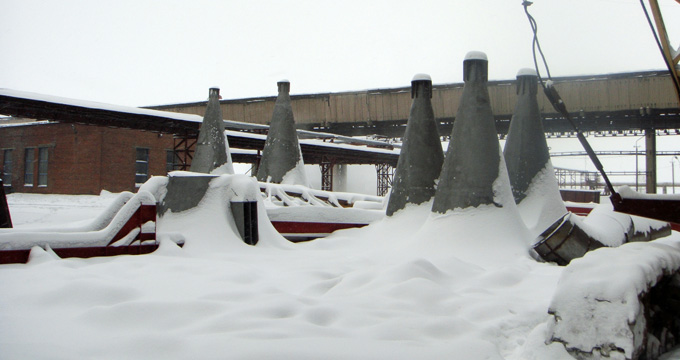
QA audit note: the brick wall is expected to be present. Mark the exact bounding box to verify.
[0,122,174,195]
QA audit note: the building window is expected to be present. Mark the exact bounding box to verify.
[166,150,176,173]
[24,148,34,186]
[2,149,12,187]
[135,148,149,187]
[38,147,49,187]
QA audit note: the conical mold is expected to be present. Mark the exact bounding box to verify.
[387,74,444,216]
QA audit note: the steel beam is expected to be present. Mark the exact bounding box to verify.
[375,163,394,197]
[646,128,658,193]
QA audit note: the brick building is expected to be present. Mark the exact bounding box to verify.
[0,89,401,197]
[1,121,174,195]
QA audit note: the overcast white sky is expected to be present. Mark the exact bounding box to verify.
[1,0,679,107]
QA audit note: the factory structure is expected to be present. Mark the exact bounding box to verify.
[1,70,679,196]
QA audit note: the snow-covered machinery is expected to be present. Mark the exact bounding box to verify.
[0,191,164,264]
[260,182,384,241]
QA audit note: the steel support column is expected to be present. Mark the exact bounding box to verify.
[320,156,334,191]
[173,132,197,171]
[250,150,262,177]
[375,163,394,197]
[646,128,657,193]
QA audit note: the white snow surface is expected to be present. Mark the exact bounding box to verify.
[516,68,538,77]
[618,185,680,200]
[0,191,156,250]
[516,163,568,237]
[0,88,204,124]
[209,132,236,175]
[547,236,680,358]
[279,145,310,187]
[573,201,671,248]
[412,73,432,81]
[464,50,488,61]
[1,182,679,359]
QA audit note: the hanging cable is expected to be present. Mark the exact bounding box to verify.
[521,1,618,197]
[522,1,551,87]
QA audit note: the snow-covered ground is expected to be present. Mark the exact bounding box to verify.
[1,191,680,359]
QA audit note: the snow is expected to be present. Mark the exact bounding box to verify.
[1,184,679,359]
[618,185,680,200]
[158,174,289,253]
[516,68,537,77]
[464,51,488,61]
[0,120,51,128]
[516,164,568,237]
[0,190,157,250]
[546,236,680,358]
[412,73,432,81]
[208,132,236,175]
[226,128,400,156]
[4,191,120,227]
[577,204,634,247]
[0,88,205,124]
[211,161,235,176]
[0,88,398,154]
[280,155,310,187]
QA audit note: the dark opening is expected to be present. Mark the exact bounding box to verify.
[230,201,258,246]
[0,179,12,228]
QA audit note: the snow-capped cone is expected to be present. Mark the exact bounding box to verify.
[387,75,443,216]
[256,81,308,186]
[432,54,511,212]
[190,87,234,175]
[503,70,566,235]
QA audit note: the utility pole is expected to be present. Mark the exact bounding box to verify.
[674,156,679,194]
[645,128,657,194]
[635,142,640,191]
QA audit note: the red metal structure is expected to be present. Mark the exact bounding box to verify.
[0,202,162,265]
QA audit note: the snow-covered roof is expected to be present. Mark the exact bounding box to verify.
[0,88,205,124]
[0,88,399,161]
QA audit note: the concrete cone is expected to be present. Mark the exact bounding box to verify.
[256,80,308,185]
[190,87,234,174]
[387,74,444,216]
[504,69,567,235]
[432,52,512,213]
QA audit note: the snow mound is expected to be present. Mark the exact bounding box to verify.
[27,245,61,264]
[157,173,291,253]
[516,164,567,237]
[2,187,677,359]
[617,185,680,200]
[546,236,680,358]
